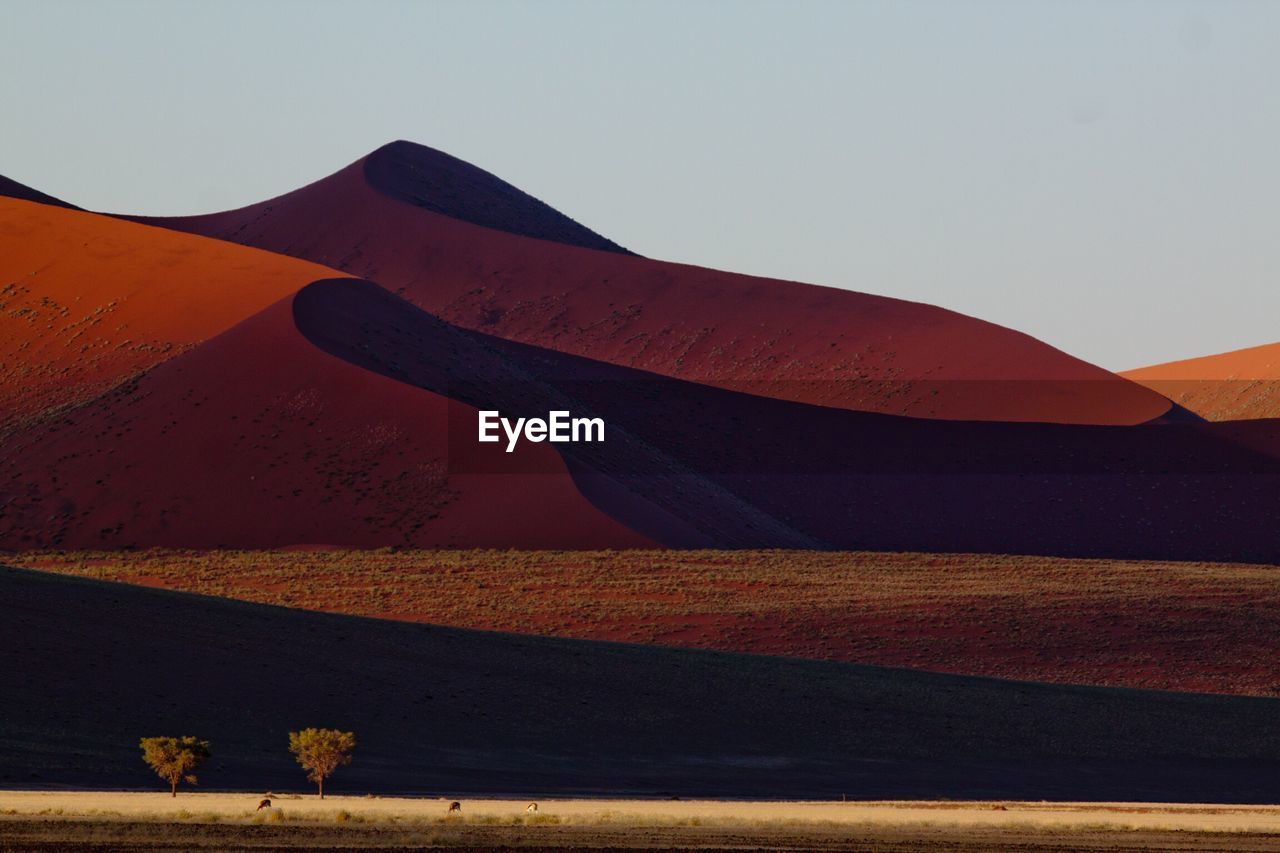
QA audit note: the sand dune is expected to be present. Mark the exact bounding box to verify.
[293,277,1280,559]
[5,263,1280,555]
[0,174,75,210]
[0,201,648,549]
[5,154,1276,557]
[0,198,334,429]
[1125,342,1280,420]
[0,283,649,550]
[125,140,1174,425]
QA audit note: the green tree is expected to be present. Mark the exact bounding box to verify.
[288,728,355,799]
[139,736,210,797]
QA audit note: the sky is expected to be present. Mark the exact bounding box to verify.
[2,0,1276,370]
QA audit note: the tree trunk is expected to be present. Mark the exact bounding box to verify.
[318,777,324,800]
[171,778,177,798]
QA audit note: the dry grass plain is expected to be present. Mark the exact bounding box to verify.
[8,793,1280,851]
[13,548,1280,696]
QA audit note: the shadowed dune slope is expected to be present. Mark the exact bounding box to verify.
[0,198,336,430]
[0,175,75,210]
[126,141,1173,425]
[0,280,650,550]
[5,566,1280,801]
[290,278,1280,560]
[362,140,631,253]
[1125,343,1280,420]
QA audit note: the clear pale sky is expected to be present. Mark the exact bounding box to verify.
[3,0,1276,370]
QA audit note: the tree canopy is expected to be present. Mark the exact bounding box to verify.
[288,728,355,799]
[139,736,210,797]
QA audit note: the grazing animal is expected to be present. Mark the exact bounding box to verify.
[256,798,272,811]
[448,801,461,813]
[526,802,538,812]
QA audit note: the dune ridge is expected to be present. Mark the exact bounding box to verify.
[0,174,76,210]
[121,141,1174,425]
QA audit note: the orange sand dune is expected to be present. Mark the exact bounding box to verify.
[0,198,335,430]
[0,286,650,549]
[131,141,1174,425]
[1124,343,1280,420]
[0,200,648,548]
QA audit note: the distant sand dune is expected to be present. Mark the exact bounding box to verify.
[1125,343,1280,420]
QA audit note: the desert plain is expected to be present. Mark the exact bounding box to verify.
[8,792,1280,851]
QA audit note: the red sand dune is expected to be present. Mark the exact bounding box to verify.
[0,201,649,549]
[2,200,1278,556]
[1124,343,1280,420]
[128,141,1174,425]
[285,275,1280,560]
[0,197,334,429]
[11,155,1274,557]
[0,288,650,549]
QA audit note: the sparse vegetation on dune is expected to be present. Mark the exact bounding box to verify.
[12,548,1280,696]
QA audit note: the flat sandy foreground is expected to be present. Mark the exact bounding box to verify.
[5,791,1280,832]
[8,792,1280,851]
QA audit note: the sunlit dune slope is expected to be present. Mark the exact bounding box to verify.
[0,198,334,429]
[0,200,648,548]
[128,141,1173,425]
[1125,343,1280,420]
[6,565,1280,801]
[0,283,649,550]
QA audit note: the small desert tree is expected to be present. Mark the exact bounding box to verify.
[288,728,355,799]
[139,736,210,797]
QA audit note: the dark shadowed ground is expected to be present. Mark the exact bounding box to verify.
[4,565,1280,802]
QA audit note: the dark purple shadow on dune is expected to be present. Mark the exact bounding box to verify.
[363,140,632,254]
[0,175,78,209]
[294,277,1280,561]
